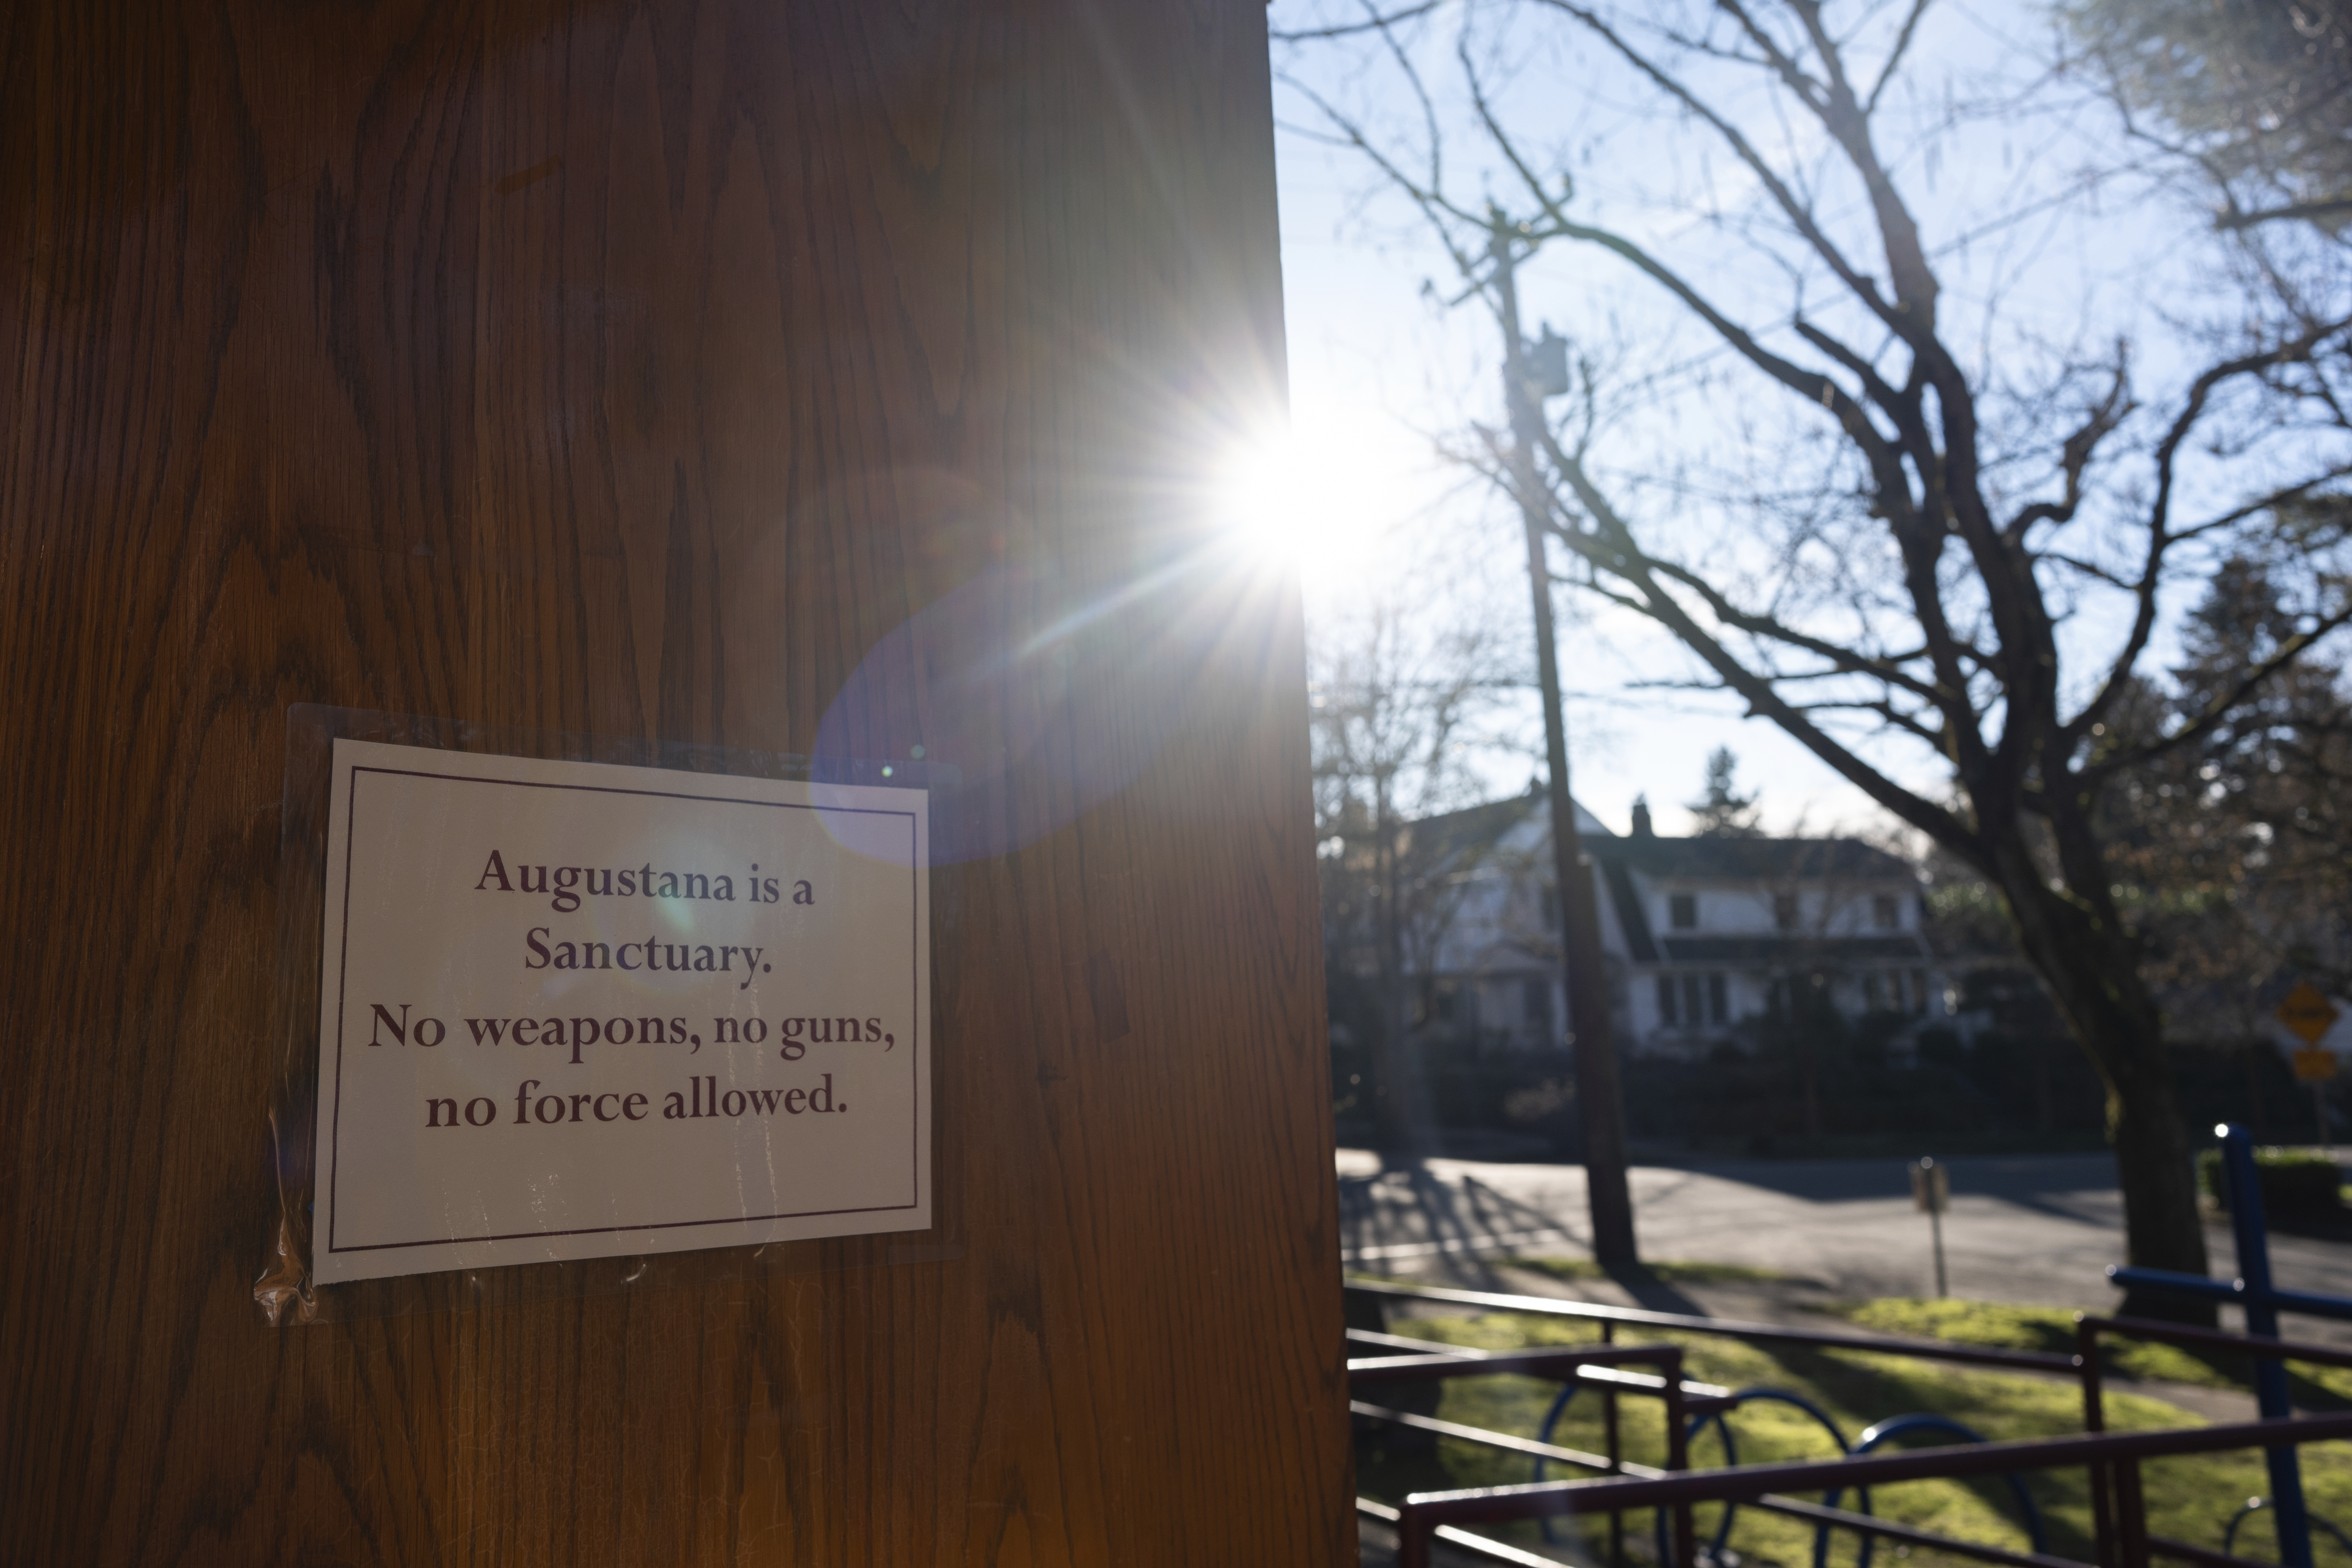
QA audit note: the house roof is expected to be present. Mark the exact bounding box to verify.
[1601,861,1658,964]
[1403,791,1561,867]
[1405,791,1913,886]
[1589,836,1915,881]
[1404,791,1928,973]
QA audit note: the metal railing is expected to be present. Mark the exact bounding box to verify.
[1382,1414,2352,1568]
[2106,1124,2352,1568]
[1348,1130,2352,1568]
[1350,1319,2083,1568]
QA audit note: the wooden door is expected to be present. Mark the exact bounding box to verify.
[0,1,1351,1561]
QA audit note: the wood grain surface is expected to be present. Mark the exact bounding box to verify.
[0,1,1351,1562]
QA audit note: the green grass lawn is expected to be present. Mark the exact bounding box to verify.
[1355,1301,2352,1568]
[1830,1297,2352,1409]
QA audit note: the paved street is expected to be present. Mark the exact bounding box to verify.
[1338,1148,2352,1324]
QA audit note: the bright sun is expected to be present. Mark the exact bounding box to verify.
[1206,416,1409,592]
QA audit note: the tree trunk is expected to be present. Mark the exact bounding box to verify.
[1800,1036,1823,1142]
[2099,1015,2214,1304]
[1992,827,2213,1322]
[1367,1001,1415,1157]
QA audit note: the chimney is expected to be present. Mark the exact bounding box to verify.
[1630,796,1653,838]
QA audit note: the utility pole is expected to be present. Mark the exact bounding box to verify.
[1490,211,1639,1267]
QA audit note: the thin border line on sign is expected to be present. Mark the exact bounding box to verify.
[325,760,923,1256]
[325,763,364,1253]
[910,808,920,1207]
[328,1198,921,1252]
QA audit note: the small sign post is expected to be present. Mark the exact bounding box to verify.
[2278,985,2341,1153]
[1910,1155,1950,1298]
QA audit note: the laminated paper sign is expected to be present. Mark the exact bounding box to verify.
[311,740,930,1284]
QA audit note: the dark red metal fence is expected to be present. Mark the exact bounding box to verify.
[1347,1279,2352,1568]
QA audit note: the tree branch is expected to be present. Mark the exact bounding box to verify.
[1530,410,1987,770]
[1271,0,1446,43]
[2005,358,2132,542]
[1783,696,1948,749]
[2214,195,2352,232]
[1519,435,1989,861]
[2068,316,2352,743]
[1276,68,1489,285]
[1618,538,1949,703]
[2040,552,2136,592]
[2171,475,2352,544]
[1864,0,1933,118]
[1541,0,2035,769]
[1713,0,1941,332]
[1521,208,1921,512]
[1536,0,1917,343]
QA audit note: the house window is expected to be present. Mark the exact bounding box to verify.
[1773,892,1799,931]
[1523,978,1554,1040]
[1669,892,1698,930]
[1659,974,1724,1030]
[1873,894,1900,930]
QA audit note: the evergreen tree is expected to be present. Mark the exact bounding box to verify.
[2068,0,2352,231]
[2105,558,2352,1033]
[1687,746,1762,837]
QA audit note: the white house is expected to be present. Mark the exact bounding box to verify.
[1408,787,1948,1060]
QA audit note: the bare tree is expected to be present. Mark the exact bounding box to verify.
[1313,593,1516,1153]
[1281,0,2352,1301]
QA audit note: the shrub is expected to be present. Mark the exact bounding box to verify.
[2198,1147,2345,1215]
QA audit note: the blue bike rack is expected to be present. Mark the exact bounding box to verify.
[1533,1382,1862,1559]
[2108,1122,2352,1568]
[1818,1413,2047,1568]
[2225,1498,2352,1562]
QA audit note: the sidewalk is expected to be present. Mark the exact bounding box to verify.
[1338,1148,2352,1333]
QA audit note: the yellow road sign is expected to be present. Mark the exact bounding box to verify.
[2278,983,2341,1045]
[2295,1047,2339,1083]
